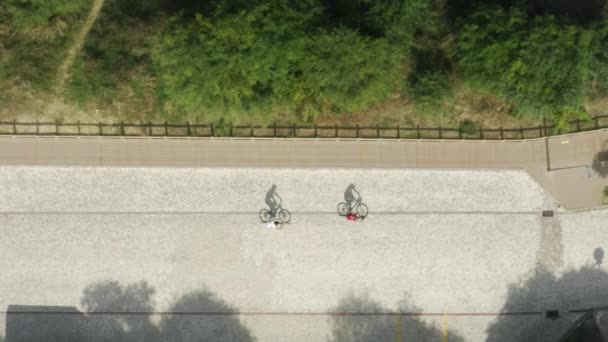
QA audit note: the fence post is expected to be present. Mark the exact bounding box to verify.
[12,119,16,134]
[576,119,581,132]
[55,120,59,135]
[164,121,168,136]
[538,124,543,137]
[479,125,483,139]
[314,124,318,138]
[595,115,600,129]
[499,126,503,139]
[438,126,442,139]
[210,123,214,137]
[376,124,380,139]
[186,122,191,136]
[98,122,102,135]
[396,125,400,139]
[121,121,125,136]
[273,123,277,137]
[148,121,152,136]
[335,124,338,138]
[416,125,421,139]
[36,121,40,135]
[458,126,462,139]
[229,125,233,137]
[250,124,253,137]
[356,125,360,138]
[543,117,547,136]
[520,126,524,139]
[292,123,296,137]
[77,121,81,135]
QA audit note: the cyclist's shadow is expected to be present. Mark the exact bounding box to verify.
[259,185,292,223]
[338,184,369,218]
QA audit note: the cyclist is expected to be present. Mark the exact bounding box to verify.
[265,184,281,215]
[346,212,364,222]
[266,220,281,229]
[344,184,361,212]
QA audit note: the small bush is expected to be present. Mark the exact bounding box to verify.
[409,70,453,116]
[459,120,479,135]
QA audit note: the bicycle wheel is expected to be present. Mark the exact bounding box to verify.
[337,203,349,216]
[356,203,369,218]
[259,209,272,222]
[274,220,284,229]
[278,208,291,223]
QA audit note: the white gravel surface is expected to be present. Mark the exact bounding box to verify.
[0,166,607,341]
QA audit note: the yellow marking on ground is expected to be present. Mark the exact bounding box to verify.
[443,313,448,342]
[561,140,570,144]
[396,314,402,342]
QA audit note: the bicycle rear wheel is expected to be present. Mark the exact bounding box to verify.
[337,203,349,216]
[279,208,291,223]
[356,203,369,218]
[259,209,272,222]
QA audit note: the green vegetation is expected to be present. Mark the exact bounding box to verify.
[457,7,592,120]
[2,0,608,127]
[1,0,89,90]
[153,0,432,123]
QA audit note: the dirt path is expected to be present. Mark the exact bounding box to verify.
[54,0,105,95]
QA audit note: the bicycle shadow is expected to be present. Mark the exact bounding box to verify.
[338,184,369,218]
[260,185,291,223]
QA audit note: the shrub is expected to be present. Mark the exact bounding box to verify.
[459,120,479,135]
[457,7,593,119]
[409,70,453,116]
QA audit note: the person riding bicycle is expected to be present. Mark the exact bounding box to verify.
[346,212,364,222]
[344,184,361,212]
[266,219,281,229]
[265,184,281,215]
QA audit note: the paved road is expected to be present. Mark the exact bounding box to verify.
[1,130,608,208]
[1,166,607,341]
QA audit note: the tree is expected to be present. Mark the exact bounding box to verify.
[152,0,422,123]
[457,7,593,119]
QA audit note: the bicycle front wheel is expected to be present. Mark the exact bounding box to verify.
[278,208,291,223]
[337,203,349,216]
[356,203,369,217]
[259,209,272,222]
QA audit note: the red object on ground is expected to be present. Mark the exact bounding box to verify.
[346,213,357,221]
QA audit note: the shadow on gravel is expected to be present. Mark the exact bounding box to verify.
[328,291,464,342]
[5,280,255,342]
[595,247,605,266]
[592,151,608,177]
[486,264,608,342]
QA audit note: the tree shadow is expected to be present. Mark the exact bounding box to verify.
[486,265,608,342]
[328,291,464,342]
[5,281,254,342]
[159,288,254,342]
[80,280,160,342]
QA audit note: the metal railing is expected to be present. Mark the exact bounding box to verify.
[1,115,607,139]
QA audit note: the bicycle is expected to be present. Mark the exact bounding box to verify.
[337,198,368,218]
[259,204,292,225]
